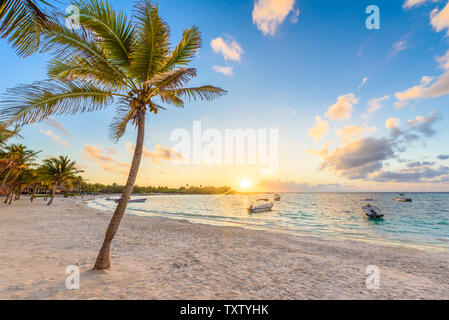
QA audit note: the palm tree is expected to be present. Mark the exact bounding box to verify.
[41,156,82,205]
[0,0,226,269]
[1,144,39,196]
[0,0,52,56]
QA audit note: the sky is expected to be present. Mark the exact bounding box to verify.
[2,0,449,192]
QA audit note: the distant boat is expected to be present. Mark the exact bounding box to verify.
[393,194,412,202]
[248,199,274,213]
[274,194,281,201]
[362,204,384,219]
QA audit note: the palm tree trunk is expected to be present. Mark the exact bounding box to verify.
[8,189,14,205]
[93,111,146,270]
[0,167,12,193]
[47,183,58,206]
[4,189,11,204]
[30,184,37,202]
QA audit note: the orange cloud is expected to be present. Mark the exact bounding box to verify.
[83,144,129,175]
[325,93,359,120]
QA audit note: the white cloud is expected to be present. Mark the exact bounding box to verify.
[390,40,408,57]
[358,76,369,89]
[308,116,329,143]
[394,76,435,108]
[39,129,69,147]
[252,0,297,36]
[430,2,449,35]
[403,0,431,9]
[325,93,359,121]
[210,37,243,62]
[337,125,376,143]
[212,65,234,76]
[366,95,390,114]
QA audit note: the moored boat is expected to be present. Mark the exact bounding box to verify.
[393,193,412,202]
[248,199,274,213]
[274,194,281,201]
[362,204,384,219]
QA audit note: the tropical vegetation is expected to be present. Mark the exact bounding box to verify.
[0,0,226,270]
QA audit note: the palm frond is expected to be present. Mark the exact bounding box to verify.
[129,0,170,82]
[41,20,135,89]
[73,0,135,68]
[0,0,52,56]
[47,57,127,90]
[0,80,114,126]
[158,90,184,108]
[109,98,136,141]
[151,67,196,92]
[162,26,201,71]
[162,85,227,102]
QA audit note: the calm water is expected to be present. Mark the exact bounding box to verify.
[87,193,449,250]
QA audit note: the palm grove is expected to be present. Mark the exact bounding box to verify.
[0,0,226,270]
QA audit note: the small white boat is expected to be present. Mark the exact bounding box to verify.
[248,199,274,213]
[393,193,412,202]
[362,204,384,219]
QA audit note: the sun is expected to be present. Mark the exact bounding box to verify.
[240,178,252,190]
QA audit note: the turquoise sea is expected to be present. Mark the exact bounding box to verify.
[87,193,449,250]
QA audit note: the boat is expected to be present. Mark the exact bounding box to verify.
[362,204,384,219]
[274,194,281,201]
[393,193,412,202]
[114,198,147,203]
[248,199,274,213]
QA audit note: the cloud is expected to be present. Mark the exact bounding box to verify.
[358,77,369,89]
[44,118,70,137]
[310,138,395,180]
[258,179,342,192]
[308,116,329,143]
[366,95,389,115]
[390,40,408,57]
[325,93,359,120]
[336,125,376,143]
[430,2,449,35]
[212,65,234,76]
[403,0,432,9]
[371,165,449,183]
[407,111,442,137]
[210,37,243,62]
[83,144,129,175]
[126,143,185,164]
[39,129,69,147]
[437,154,449,160]
[394,76,435,108]
[252,0,297,36]
[386,117,402,138]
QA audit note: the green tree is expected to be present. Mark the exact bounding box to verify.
[41,156,82,205]
[0,0,226,269]
[0,0,52,56]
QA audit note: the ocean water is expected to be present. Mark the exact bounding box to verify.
[87,193,449,250]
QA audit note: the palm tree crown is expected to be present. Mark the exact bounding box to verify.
[0,0,226,137]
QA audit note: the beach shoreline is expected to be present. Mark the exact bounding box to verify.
[1,197,448,299]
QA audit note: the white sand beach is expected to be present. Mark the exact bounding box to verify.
[0,197,448,300]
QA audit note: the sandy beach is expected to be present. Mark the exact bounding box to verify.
[0,197,448,300]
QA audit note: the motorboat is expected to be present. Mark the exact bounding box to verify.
[248,199,274,213]
[274,194,281,201]
[362,204,384,219]
[393,194,412,202]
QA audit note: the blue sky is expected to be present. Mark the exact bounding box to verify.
[2,0,449,191]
